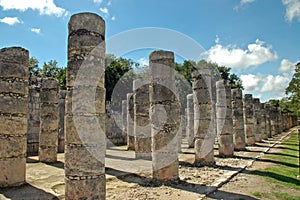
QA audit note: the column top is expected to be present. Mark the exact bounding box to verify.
[68,12,105,36]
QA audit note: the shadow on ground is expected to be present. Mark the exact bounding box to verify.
[0,183,58,200]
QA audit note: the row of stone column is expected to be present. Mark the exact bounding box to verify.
[185,88,296,163]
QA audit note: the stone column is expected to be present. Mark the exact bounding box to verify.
[217,81,234,157]
[260,103,268,140]
[187,94,194,148]
[149,50,179,181]
[265,104,272,138]
[65,13,106,199]
[39,78,59,163]
[192,69,215,166]
[270,106,277,137]
[253,98,262,142]
[243,94,255,145]
[122,100,127,143]
[133,79,151,160]
[58,90,66,153]
[231,88,246,150]
[127,93,134,150]
[0,47,28,187]
[278,110,283,134]
[27,76,41,155]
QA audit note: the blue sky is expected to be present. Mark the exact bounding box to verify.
[0,0,299,102]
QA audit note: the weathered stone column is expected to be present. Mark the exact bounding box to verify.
[253,98,262,142]
[278,110,283,134]
[39,78,59,163]
[264,104,272,138]
[149,50,179,181]
[217,81,234,157]
[127,93,134,150]
[231,88,246,150]
[122,100,127,143]
[260,103,268,140]
[270,106,278,137]
[193,69,215,166]
[58,90,66,153]
[133,79,151,160]
[243,94,255,145]
[65,13,106,199]
[0,47,28,187]
[27,76,41,155]
[187,94,194,148]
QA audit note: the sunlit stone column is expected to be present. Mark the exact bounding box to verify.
[217,81,234,157]
[0,47,29,187]
[243,94,255,145]
[193,68,215,166]
[150,50,179,181]
[231,88,246,150]
[65,13,106,199]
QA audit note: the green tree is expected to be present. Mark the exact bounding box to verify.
[285,62,300,116]
[105,55,137,101]
[29,57,39,76]
[29,57,66,89]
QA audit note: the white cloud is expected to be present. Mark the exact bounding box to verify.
[100,7,109,14]
[234,0,255,10]
[240,74,262,92]
[261,74,290,92]
[138,58,148,66]
[282,0,300,22]
[204,38,278,69]
[107,0,112,6]
[241,0,255,5]
[93,0,103,3]
[279,59,296,72]
[240,72,291,101]
[31,28,41,34]
[0,0,68,17]
[0,16,21,25]
[111,16,116,21]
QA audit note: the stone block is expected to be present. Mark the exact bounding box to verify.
[218,134,234,157]
[65,115,106,145]
[0,157,26,187]
[0,80,28,95]
[65,175,105,200]
[0,96,28,115]
[66,87,105,115]
[40,89,59,103]
[65,145,105,177]
[0,136,26,158]
[0,116,27,135]
[39,146,57,163]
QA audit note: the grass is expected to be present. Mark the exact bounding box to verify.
[252,132,300,190]
[273,192,300,200]
[252,191,262,198]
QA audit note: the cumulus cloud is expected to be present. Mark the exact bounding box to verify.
[282,0,300,22]
[279,59,296,72]
[260,74,290,92]
[0,0,68,17]
[111,16,116,21]
[240,74,262,92]
[240,72,292,100]
[31,28,41,34]
[93,0,103,3]
[204,38,278,69]
[0,16,21,25]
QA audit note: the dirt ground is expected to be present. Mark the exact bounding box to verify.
[0,127,299,200]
